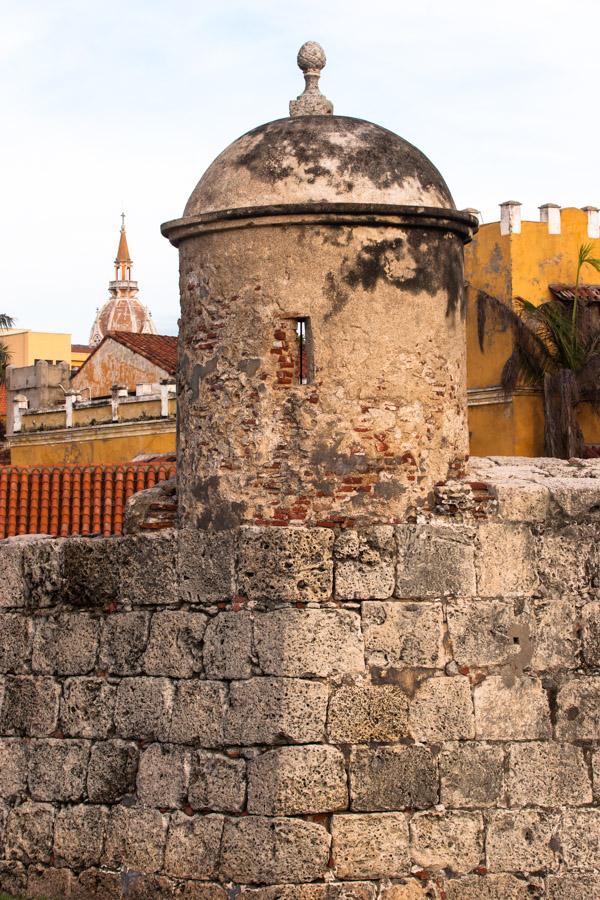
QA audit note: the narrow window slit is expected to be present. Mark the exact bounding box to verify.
[295,318,312,385]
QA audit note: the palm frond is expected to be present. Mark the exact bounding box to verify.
[579,242,593,266]
[477,290,554,384]
[516,298,539,316]
[536,301,582,369]
[478,246,600,458]
[0,314,14,331]
[513,297,557,351]
[476,290,489,352]
[578,242,600,272]
[584,332,600,361]
[581,388,600,416]
[500,350,522,394]
[0,343,11,384]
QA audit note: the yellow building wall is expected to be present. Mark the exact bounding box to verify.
[119,399,162,421]
[3,331,72,368]
[19,394,175,433]
[2,330,89,372]
[70,347,91,370]
[20,410,66,433]
[513,394,546,457]
[468,395,545,458]
[511,209,600,303]
[2,332,28,367]
[465,226,514,390]
[468,402,516,457]
[72,404,113,427]
[465,208,600,456]
[12,396,177,466]
[10,428,175,467]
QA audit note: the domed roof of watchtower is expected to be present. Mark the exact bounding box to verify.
[181,41,455,219]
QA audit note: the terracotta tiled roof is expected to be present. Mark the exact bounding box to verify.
[0,460,176,539]
[550,284,600,302]
[71,343,91,353]
[77,332,177,381]
[107,332,177,374]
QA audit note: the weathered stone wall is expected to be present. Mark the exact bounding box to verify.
[176,220,469,531]
[2,462,600,898]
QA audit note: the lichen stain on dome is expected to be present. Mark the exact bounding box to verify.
[238,117,452,197]
[184,116,455,216]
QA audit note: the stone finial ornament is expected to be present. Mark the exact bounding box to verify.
[289,40,334,117]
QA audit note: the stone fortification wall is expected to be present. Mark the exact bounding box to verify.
[1,460,600,898]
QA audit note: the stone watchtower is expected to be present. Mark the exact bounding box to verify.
[162,42,477,530]
[2,42,599,900]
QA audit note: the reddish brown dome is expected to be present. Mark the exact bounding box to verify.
[89,216,157,347]
[90,296,157,347]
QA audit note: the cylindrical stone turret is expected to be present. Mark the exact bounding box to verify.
[162,43,477,529]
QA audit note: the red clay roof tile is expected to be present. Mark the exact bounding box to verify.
[0,460,176,539]
[550,284,600,302]
[73,332,177,383]
[105,332,177,375]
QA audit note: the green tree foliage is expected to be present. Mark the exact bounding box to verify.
[0,313,14,386]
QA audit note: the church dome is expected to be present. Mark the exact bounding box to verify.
[89,216,157,347]
[184,114,455,218]
[90,296,157,345]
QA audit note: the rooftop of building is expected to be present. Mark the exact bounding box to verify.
[0,456,176,538]
[106,331,177,375]
[74,331,177,382]
[550,284,600,302]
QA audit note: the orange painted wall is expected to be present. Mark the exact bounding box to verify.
[465,208,600,456]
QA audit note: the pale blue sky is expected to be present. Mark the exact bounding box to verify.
[1,0,599,342]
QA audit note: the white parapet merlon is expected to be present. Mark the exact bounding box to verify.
[160,380,176,418]
[500,200,521,236]
[583,206,600,239]
[111,384,127,423]
[12,395,28,434]
[539,203,561,234]
[65,392,77,428]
